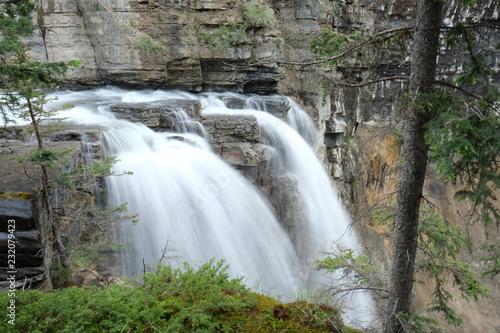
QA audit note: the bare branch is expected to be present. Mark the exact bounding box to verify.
[441,23,500,30]
[434,79,500,117]
[353,190,399,223]
[325,75,409,88]
[279,27,413,67]
[328,285,390,295]
[434,80,482,100]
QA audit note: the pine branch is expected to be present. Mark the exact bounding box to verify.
[279,27,413,67]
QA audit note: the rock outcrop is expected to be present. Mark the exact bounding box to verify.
[33,0,285,93]
[0,140,82,291]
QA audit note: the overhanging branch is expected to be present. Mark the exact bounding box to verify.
[279,27,413,68]
[325,75,409,88]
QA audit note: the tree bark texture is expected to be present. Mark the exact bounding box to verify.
[28,98,70,268]
[385,0,443,332]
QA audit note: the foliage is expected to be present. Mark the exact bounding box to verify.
[479,244,500,277]
[51,262,72,286]
[201,3,276,55]
[243,2,275,28]
[200,23,248,54]
[303,1,498,331]
[15,147,73,168]
[396,311,441,333]
[371,202,488,327]
[275,36,286,52]
[316,247,377,285]
[52,156,132,189]
[68,203,136,268]
[426,100,500,226]
[0,260,352,332]
[0,1,36,58]
[143,259,254,332]
[310,28,348,62]
[0,0,81,268]
[416,206,488,325]
[392,128,405,147]
[425,20,500,231]
[88,0,167,58]
[1,0,132,274]
[134,34,168,57]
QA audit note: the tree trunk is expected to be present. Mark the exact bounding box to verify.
[27,98,71,268]
[385,0,443,332]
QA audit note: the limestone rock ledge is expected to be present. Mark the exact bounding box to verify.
[32,0,286,93]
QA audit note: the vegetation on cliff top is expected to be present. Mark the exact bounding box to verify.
[0,260,358,333]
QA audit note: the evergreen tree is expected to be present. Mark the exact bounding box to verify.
[293,0,499,331]
[1,0,80,267]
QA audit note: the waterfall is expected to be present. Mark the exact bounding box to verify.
[200,93,376,326]
[200,94,359,255]
[46,87,374,325]
[102,121,302,298]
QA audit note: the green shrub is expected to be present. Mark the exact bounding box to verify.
[0,260,354,332]
[243,2,275,28]
[310,28,348,64]
[134,34,168,56]
[200,23,247,54]
[275,36,285,52]
[0,260,255,333]
[200,3,275,54]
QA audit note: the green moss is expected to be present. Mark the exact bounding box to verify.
[0,191,35,200]
[310,28,348,65]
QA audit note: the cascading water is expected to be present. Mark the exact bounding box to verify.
[102,121,302,298]
[200,94,359,256]
[45,87,374,326]
[200,93,376,326]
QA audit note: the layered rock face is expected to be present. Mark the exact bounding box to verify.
[33,0,285,93]
[11,0,500,330]
[0,140,82,291]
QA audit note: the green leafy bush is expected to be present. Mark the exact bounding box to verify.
[200,3,275,55]
[0,260,255,333]
[134,34,168,56]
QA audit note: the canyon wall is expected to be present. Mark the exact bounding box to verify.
[33,0,288,93]
[9,0,500,331]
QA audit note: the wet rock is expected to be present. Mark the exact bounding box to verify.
[219,142,262,167]
[0,253,44,268]
[33,1,283,93]
[0,199,36,232]
[220,95,290,119]
[110,100,201,129]
[202,114,260,144]
[0,231,41,255]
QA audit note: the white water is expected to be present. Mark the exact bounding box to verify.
[198,94,376,325]
[200,94,359,255]
[41,86,374,325]
[102,121,302,297]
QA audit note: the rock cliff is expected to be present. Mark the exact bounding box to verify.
[33,0,287,93]
[8,0,500,331]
